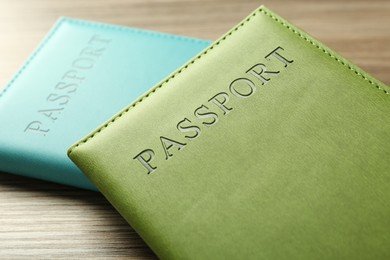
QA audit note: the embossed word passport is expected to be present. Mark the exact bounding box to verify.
[68,6,390,259]
[0,17,210,190]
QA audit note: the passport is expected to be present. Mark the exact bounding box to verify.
[68,6,390,259]
[0,17,210,190]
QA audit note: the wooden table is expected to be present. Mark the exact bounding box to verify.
[0,0,389,258]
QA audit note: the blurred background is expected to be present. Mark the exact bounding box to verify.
[0,0,389,258]
[1,0,389,90]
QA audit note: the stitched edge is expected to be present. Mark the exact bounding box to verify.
[67,11,260,156]
[66,18,208,44]
[0,18,65,98]
[67,6,389,155]
[260,9,389,96]
[0,17,208,99]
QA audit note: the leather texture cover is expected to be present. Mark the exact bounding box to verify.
[68,6,390,259]
[0,17,210,190]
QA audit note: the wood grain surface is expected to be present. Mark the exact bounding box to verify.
[0,0,389,258]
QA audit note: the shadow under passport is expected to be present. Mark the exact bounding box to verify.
[0,171,156,259]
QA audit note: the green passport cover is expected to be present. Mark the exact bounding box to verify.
[68,6,390,259]
[0,17,209,190]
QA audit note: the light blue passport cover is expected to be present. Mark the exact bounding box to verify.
[0,17,210,190]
